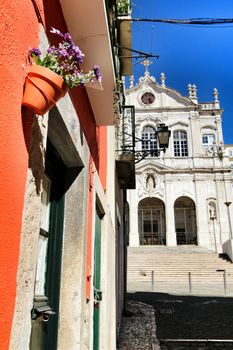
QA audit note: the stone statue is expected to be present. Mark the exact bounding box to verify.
[209,203,216,220]
[146,174,155,190]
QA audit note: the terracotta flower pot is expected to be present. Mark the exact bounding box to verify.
[22,65,68,115]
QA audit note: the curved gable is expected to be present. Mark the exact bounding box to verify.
[126,75,195,110]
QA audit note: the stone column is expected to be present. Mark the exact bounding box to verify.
[216,174,231,244]
[189,112,202,156]
[224,174,233,233]
[215,115,223,144]
[194,176,211,249]
[128,189,140,246]
[165,175,177,246]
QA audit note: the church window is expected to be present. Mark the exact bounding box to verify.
[202,134,215,149]
[141,126,157,156]
[173,130,188,157]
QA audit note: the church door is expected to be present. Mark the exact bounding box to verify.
[138,198,166,245]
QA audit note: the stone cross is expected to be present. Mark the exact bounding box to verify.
[141,59,153,75]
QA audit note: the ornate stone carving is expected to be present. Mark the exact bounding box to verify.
[136,114,167,125]
[137,170,164,198]
[189,111,200,120]
[136,114,154,123]
[137,88,157,108]
[160,72,166,87]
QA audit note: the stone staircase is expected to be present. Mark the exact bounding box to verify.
[127,246,233,284]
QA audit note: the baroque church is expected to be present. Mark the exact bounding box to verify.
[125,62,233,254]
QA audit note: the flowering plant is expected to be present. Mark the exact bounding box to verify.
[117,0,132,16]
[30,27,102,89]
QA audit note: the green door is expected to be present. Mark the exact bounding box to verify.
[30,140,65,350]
[93,211,102,350]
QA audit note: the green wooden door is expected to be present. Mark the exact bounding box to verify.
[30,140,65,350]
[93,211,102,350]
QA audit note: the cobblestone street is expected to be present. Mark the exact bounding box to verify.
[118,292,233,349]
[128,292,233,340]
[121,292,233,349]
[117,301,160,350]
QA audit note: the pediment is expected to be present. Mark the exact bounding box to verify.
[126,75,195,110]
[136,159,173,173]
[168,121,189,128]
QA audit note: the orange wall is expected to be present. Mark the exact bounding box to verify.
[0,1,108,347]
[0,1,41,348]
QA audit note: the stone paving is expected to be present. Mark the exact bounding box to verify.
[117,300,161,350]
[128,291,233,341]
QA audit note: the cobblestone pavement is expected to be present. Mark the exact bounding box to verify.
[128,292,233,340]
[117,301,161,350]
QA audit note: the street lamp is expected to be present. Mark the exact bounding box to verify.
[135,123,171,163]
[156,123,171,150]
[224,202,233,239]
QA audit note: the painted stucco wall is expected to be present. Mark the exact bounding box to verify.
[0,1,41,348]
[1,1,111,348]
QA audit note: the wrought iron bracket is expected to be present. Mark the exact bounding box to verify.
[134,148,167,163]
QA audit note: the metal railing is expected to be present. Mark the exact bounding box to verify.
[128,270,233,296]
[115,105,135,158]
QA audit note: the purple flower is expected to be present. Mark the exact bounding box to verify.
[47,46,56,54]
[28,27,101,89]
[72,46,84,63]
[50,27,64,38]
[58,48,69,58]
[93,65,102,83]
[64,33,74,45]
[30,48,41,57]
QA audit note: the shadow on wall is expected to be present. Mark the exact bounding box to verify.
[21,106,34,154]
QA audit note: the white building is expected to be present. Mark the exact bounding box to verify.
[224,144,233,179]
[126,65,233,254]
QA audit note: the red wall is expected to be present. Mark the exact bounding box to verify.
[0,1,107,348]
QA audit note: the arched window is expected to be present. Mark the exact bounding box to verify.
[141,126,157,156]
[138,197,166,245]
[173,130,188,157]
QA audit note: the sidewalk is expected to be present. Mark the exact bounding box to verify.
[128,281,233,297]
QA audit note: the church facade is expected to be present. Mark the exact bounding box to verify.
[125,66,233,253]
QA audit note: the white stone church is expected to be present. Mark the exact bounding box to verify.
[125,64,233,255]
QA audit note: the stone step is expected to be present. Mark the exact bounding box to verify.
[127,247,233,286]
[128,259,232,263]
[128,261,233,265]
[128,263,232,267]
[128,246,213,253]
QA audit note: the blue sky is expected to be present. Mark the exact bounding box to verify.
[131,0,233,143]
